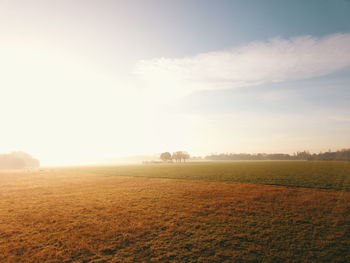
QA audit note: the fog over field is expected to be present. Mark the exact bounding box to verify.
[1,0,350,165]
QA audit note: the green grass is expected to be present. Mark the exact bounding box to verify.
[70,161,350,191]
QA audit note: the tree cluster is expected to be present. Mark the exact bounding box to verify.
[306,149,350,161]
[0,152,40,169]
[160,151,190,162]
[205,149,350,161]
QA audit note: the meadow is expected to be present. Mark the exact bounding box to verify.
[75,161,350,191]
[0,161,349,262]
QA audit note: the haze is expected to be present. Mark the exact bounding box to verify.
[1,0,350,165]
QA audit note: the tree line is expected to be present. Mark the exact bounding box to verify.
[0,152,40,169]
[205,149,350,161]
[160,151,190,162]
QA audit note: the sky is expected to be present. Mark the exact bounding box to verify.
[1,0,350,165]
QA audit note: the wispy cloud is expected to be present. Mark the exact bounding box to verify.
[135,33,350,96]
[328,115,350,123]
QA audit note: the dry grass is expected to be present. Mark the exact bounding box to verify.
[0,168,349,262]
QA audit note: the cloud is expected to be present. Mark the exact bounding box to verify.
[135,33,350,96]
[328,116,350,123]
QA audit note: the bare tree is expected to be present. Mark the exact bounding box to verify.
[172,151,182,162]
[182,152,190,162]
[172,151,190,163]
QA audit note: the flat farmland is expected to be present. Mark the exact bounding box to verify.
[76,161,350,190]
[0,162,349,262]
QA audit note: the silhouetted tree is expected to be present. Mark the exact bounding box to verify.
[172,151,180,162]
[182,152,190,162]
[205,149,350,161]
[160,152,172,162]
[172,151,182,162]
[172,151,190,162]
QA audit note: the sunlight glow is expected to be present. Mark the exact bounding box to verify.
[1,1,349,166]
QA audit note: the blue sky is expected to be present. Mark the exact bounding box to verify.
[1,0,350,164]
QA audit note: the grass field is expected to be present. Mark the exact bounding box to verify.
[0,161,349,262]
[75,161,350,191]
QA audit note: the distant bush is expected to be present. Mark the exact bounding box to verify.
[0,152,40,169]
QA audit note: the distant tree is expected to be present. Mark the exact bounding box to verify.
[172,151,184,162]
[0,152,40,169]
[182,152,190,162]
[172,151,190,163]
[296,151,311,160]
[172,151,180,162]
[205,149,350,161]
[160,152,172,162]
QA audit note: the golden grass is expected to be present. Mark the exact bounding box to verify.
[0,169,349,262]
